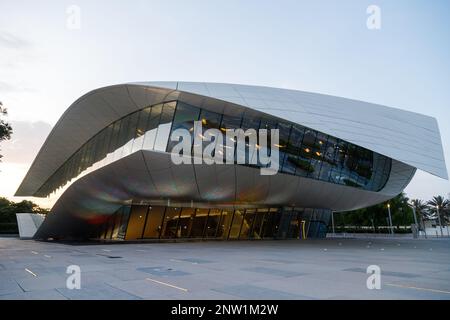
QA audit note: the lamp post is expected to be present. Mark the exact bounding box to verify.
[331,211,335,236]
[387,203,393,235]
[408,204,419,238]
[436,205,444,237]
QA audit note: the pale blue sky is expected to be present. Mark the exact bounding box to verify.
[0,0,449,206]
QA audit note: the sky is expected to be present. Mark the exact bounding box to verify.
[0,0,449,208]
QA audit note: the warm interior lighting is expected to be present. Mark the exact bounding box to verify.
[202,118,207,125]
[316,151,321,156]
[305,148,310,153]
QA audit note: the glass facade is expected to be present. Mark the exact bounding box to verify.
[100,205,331,241]
[37,100,392,198]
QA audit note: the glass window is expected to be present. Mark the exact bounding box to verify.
[282,125,304,174]
[131,108,150,153]
[118,206,131,239]
[250,210,266,239]
[190,208,209,238]
[200,109,222,130]
[116,115,131,150]
[178,208,195,238]
[155,102,176,151]
[309,132,328,179]
[92,129,106,164]
[122,111,140,157]
[277,209,295,239]
[167,102,200,152]
[239,209,256,239]
[108,120,122,155]
[142,104,163,150]
[111,210,123,240]
[262,209,281,238]
[205,209,222,238]
[239,114,260,165]
[125,205,147,240]
[220,114,243,163]
[105,215,115,240]
[217,209,233,239]
[142,206,165,239]
[161,207,182,239]
[229,209,244,239]
[199,109,223,162]
[277,122,291,173]
[136,107,151,138]
[287,212,301,239]
[172,102,200,127]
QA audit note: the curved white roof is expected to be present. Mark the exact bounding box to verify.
[16,82,448,196]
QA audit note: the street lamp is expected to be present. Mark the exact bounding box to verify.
[407,203,420,239]
[436,205,444,237]
[387,203,393,235]
[331,211,335,236]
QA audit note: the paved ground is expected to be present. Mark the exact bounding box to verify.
[1,237,450,300]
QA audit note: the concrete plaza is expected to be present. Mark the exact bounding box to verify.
[1,237,449,300]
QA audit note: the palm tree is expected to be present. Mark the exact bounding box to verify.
[427,196,449,236]
[411,199,430,232]
[427,196,449,219]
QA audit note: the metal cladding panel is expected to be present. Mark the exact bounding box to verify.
[33,150,397,239]
[140,81,447,180]
[15,81,447,198]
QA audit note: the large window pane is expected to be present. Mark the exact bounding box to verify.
[239,209,256,239]
[125,205,147,240]
[131,107,152,153]
[229,209,244,239]
[217,209,233,239]
[167,102,200,152]
[142,104,163,150]
[250,210,266,239]
[220,114,243,163]
[190,208,209,238]
[142,206,165,239]
[178,208,195,238]
[155,102,176,151]
[111,211,123,240]
[262,209,281,238]
[309,132,328,179]
[282,125,304,174]
[122,111,140,157]
[161,207,182,239]
[205,209,221,238]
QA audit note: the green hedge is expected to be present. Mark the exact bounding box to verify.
[0,223,19,234]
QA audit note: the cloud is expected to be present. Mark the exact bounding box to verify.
[0,120,52,164]
[0,80,33,93]
[0,30,30,49]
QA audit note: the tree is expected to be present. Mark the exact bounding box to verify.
[411,199,430,231]
[0,197,49,233]
[0,101,13,162]
[427,195,450,224]
[334,192,414,233]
